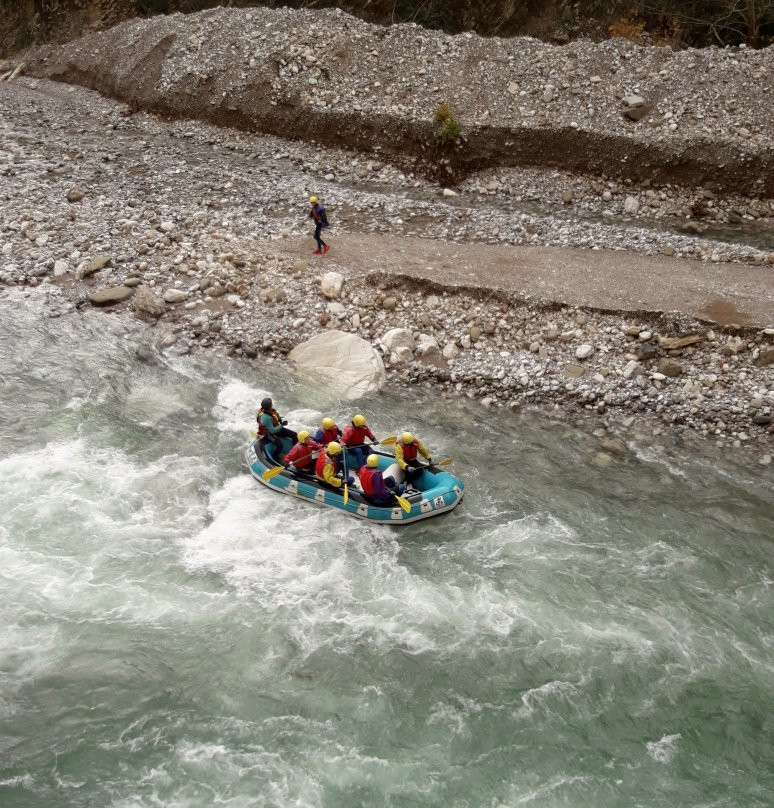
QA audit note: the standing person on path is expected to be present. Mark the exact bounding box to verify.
[309,196,329,255]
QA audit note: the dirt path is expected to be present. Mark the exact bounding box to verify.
[282,234,774,328]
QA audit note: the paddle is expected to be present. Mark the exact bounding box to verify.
[342,449,349,505]
[262,465,285,481]
[395,494,411,514]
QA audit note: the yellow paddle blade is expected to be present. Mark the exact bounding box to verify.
[262,465,285,481]
[437,458,453,467]
[396,495,411,514]
[380,436,397,446]
[250,429,258,438]
[343,483,349,505]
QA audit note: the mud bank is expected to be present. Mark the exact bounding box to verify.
[21,6,774,195]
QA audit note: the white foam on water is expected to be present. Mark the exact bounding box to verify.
[634,446,689,479]
[646,733,682,763]
[517,680,581,717]
[213,379,271,433]
[0,437,224,716]
[181,475,550,657]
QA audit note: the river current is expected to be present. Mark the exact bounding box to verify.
[1,293,772,807]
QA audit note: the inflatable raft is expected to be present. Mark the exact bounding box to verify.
[245,435,464,524]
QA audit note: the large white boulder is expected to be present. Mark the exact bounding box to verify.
[288,330,386,399]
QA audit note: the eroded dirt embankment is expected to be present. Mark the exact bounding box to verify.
[21,6,774,195]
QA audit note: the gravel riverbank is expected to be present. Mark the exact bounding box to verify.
[1,76,772,462]
[17,5,774,195]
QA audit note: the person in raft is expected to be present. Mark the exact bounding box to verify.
[315,441,355,490]
[256,397,295,458]
[395,431,433,484]
[358,453,406,505]
[283,430,322,473]
[314,416,341,445]
[340,413,377,468]
[309,195,329,255]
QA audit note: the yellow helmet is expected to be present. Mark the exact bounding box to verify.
[402,432,415,444]
[366,454,379,468]
[309,196,318,203]
[327,441,342,455]
[297,430,310,443]
[322,417,335,430]
[352,414,366,427]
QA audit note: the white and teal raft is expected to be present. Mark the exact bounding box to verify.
[245,436,464,525]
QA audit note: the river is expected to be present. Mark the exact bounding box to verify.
[1,292,772,807]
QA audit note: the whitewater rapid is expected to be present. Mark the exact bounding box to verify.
[1,292,772,807]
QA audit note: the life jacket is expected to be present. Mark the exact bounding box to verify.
[358,466,378,497]
[319,425,340,444]
[341,423,373,446]
[311,203,328,225]
[315,451,338,480]
[257,407,280,436]
[399,440,418,462]
[285,439,321,469]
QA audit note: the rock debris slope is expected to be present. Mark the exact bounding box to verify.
[23,6,773,194]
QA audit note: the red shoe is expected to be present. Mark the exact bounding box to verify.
[322,244,330,254]
[312,249,322,255]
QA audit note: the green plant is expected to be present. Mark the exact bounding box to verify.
[434,101,461,144]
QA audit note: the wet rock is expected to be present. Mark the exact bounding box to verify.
[658,358,683,377]
[469,326,482,342]
[132,285,165,318]
[320,271,344,299]
[382,296,397,311]
[752,414,771,426]
[564,363,586,378]
[88,286,133,307]
[67,187,85,203]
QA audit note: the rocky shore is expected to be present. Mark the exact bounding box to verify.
[1,63,772,462]
[17,5,774,195]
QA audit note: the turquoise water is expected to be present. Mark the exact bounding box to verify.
[1,294,772,807]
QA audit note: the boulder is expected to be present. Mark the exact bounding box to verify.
[658,334,704,350]
[320,271,344,299]
[288,330,386,399]
[624,196,640,214]
[75,254,111,280]
[88,286,133,307]
[754,347,774,367]
[622,95,649,121]
[380,327,415,354]
[416,333,442,361]
[575,344,594,360]
[658,358,683,377]
[564,364,586,378]
[67,187,85,203]
[132,285,166,318]
[163,288,189,303]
